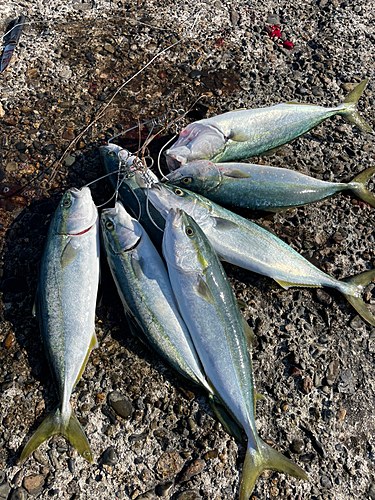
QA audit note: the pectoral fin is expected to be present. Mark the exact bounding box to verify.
[224,169,252,179]
[196,275,215,306]
[61,240,79,268]
[130,255,144,281]
[212,217,239,231]
[229,129,249,142]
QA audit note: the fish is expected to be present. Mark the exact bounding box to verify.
[20,187,100,463]
[162,208,308,498]
[101,201,245,442]
[165,79,373,170]
[166,160,375,211]
[99,143,166,249]
[144,182,375,326]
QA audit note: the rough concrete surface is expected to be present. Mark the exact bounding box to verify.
[0,0,375,499]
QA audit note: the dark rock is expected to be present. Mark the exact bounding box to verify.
[320,474,333,488]
[9,488,28,500]
[15,142,27,152]
[290,439,305,454]
[0,277,28,293]
[101,446,118,466]
[108,391,133,419]
[85,52,95,63]
[97,93,108,101]
[175,491,200,500]
[32,140,42,150]
[155,481,173,497]
[42,144,55,153]
[188,70,201,79]
[180,459,205,482]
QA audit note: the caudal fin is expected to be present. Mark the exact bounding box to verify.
[19,407,92,463]
[342,270,375,326]
[239,440,308,500]
[349,166,375,207]
[341,79,373,133]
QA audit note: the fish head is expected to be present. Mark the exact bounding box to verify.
[146,183,212,227]
[100,143,122,174]
[165,123,226,171]
[166,160,222,192]
[101,201,143,254]
[163,208,210,273]
[57,187,97,235]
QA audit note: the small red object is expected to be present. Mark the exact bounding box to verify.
[283,40,294,50]
[215,37,225,47]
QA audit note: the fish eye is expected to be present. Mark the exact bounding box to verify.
[107,151,116,157]
[3,187,10,193]
[185,226,194,237]
[63,198,72,208]
[105,220,114,230]
[174,188,184,197]
[182,177,192,185]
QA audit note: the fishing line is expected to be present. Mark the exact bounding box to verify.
[145,186,164,233]
[48,8,203,184]
[157,134,177,181]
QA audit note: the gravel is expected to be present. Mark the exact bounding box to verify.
[1,0,375,499]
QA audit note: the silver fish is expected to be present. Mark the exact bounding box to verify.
[163,208,308,498]
[101,201,245,442]
[145,182,375,326]
[165,79,372,170]
[166,160,375,211]
[20,187,100,463]
[100,201,212,391]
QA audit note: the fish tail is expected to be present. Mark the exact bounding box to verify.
[341,270,375,326]
[348,166,375,207]
[239,440,308,500]
[340,79,373,133]
[19,406,92,463]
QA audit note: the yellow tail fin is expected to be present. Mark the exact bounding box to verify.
[342,270,375,327]
[349,166,375,207]
[239,440,308,500]
[341,79,373,133]
[19,407,92,463]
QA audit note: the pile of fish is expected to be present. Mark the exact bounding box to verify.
[20,79,375,499]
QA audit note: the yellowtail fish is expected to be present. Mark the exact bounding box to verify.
[145,183,375,326]
[166,160,375,211]
[20,187,100,463]
[163,208,308,499]
[165,79,372,170]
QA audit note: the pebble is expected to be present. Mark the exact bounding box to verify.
[175,491,200,500]
[62,130,75,140]
[23,474,45,495]
[326,359,339,386]
[180,459,205,482]
[104,43,115,54]
[64,154,76,167]
[320,474,333,489]
[4,332,15,349]
[156,451,185,479]
[101,446,118,466]
[6,162,17,172]
[60,68,72,79]
[155,482,173,497]
[302,377,313,394]
[338,369,355,394]
[336,409,346,421]
[108,391,133,419]
[368,482,375,500]
[316,289,332,306]
[188,70,201,79]
[350,315,364,329]
[15,142,27,152]
[267,14,281,24]
[9,488,28,500]
[0,483,11,500]
[230,10,240,26]
[290,439,305,454]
